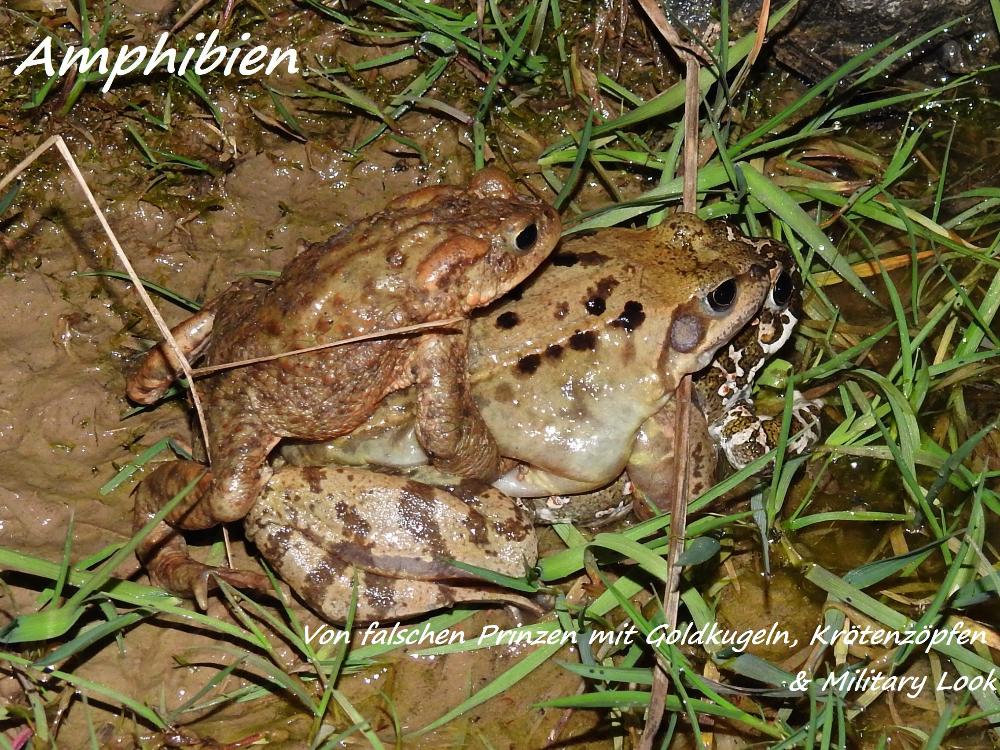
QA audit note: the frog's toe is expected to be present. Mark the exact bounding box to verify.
[148,551,271,609]
[196,567,273,609]
[125,307,217,404]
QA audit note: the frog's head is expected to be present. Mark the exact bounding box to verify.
[645,214,775,391]
[693,235,802,418]
[407,168,561,313]
[751,238,801,356]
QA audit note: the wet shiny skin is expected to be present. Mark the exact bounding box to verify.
[127,169,560,619]
[272,216,810,620]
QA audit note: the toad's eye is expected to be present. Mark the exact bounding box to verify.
[771,270,793,308]
[707,279,737,312]
[514,223,539,253]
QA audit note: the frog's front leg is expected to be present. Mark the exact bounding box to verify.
[126,306,217,404]
[126,282,257,405]
[626,401,717,517]
[134,415,280,605]
[244,466,539,623]
[413,328,500,480]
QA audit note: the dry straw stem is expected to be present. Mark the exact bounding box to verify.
[189,317,464,377]
[634,8,706,749]
[170,0,215,33]
[731,0,772,95]
[0,135,215,460]
[638,61,700,750]
[633,0,776,743]
[812,250,937,286]
[633,0,712,65]
[0,136,467,458]
[629,0,778,738]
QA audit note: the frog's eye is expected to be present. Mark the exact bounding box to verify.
[707,279,737,312]
[771,270,793,308]
[514,223,539,253]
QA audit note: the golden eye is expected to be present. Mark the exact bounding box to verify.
[707,279,737,312]
[514,223,538,253]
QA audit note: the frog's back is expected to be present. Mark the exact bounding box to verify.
[469,234,644,371]
[469,215,760,371]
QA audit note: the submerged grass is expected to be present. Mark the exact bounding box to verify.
[1,0,999,748]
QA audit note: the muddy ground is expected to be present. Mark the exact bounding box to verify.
[0,1,998,748]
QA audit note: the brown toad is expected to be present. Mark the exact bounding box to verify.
[126,168,560,605]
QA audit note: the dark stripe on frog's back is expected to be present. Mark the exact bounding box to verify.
[467,237,638,370]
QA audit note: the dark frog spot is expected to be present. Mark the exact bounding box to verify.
[553,301,569,319]
[552,250,607,267]
[449,479,494,504]
[516,353,542,374]
[577,251,608,266]
[301,466,327,494]
[610,301,645,332]
[591,276,620,300]
[385,249,406,268]
[495,311,520,329]
[545,343,564,359]
[334,500,372,537]
[569,330,597,351]
[584,296,606,315]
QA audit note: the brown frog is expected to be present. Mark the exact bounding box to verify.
[288,215,783,511]
[126,168,560,607]
[284,219,822,532]
[254,215,790,621]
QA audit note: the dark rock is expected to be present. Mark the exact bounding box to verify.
[660,0,997,80]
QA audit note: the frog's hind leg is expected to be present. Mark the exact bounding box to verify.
[245,466,541,623]
[270,564,541,624]
[126,307,217,404]
[134,460,272,608]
